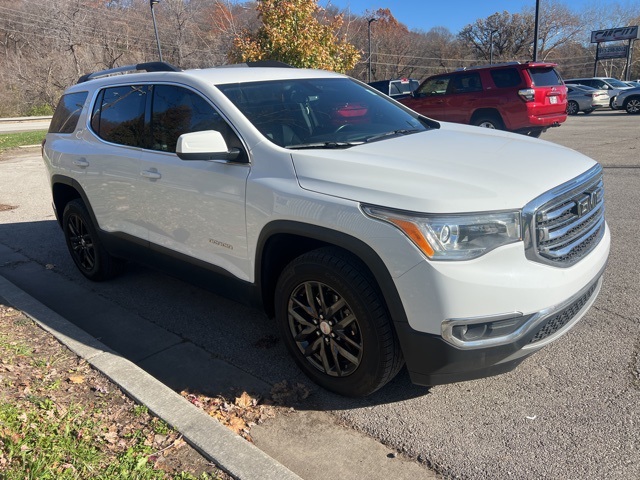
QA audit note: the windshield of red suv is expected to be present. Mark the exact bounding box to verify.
[527,67,563,86]
[218,78,430,148]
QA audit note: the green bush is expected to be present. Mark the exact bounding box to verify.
[26,104,54,116]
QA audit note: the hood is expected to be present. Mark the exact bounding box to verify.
[291,123,597,213]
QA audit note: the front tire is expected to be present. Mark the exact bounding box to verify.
[274,248,403,397]
[624,98,640,114]
[62,199,123,281]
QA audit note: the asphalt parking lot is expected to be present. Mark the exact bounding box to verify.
[0,109,638,479]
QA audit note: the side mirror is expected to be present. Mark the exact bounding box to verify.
[176,130,243,162]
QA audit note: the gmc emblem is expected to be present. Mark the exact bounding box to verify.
[576,190,600,217]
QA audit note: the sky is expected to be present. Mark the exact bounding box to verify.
[323,0,615,33]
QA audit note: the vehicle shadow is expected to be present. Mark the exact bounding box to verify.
[0,220,431,412]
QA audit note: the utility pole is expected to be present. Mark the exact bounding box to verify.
[368,18,377,83]
[150,0,163,62]
[533,0,540,61]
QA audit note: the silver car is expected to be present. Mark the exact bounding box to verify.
[613,87,640,114]
[565,84,609,115]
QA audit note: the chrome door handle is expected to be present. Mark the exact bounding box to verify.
[73,158,89,168]
[140,170,162,180]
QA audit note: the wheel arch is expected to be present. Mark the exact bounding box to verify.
[256,221,409,327]
[51,175,99,228]
[470,108,505,128]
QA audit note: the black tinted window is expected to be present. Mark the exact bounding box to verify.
[91,86,147,147]
[528,67,563,86]
[450,73,482,93]
[150,85,231,153]
[490,68,522,88]
[49,92,88,134]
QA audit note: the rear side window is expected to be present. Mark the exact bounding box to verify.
[490,68,522,88]
[49,92,88,134]
[450,73,482,93]
[91,85,147,147]
[527,68,563,87]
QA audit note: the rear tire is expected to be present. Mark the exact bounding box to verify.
[472,114,504,130]
[274,247,403,397]
[62,199,124,281]
[566,100,579,115]
[609,96,617,109]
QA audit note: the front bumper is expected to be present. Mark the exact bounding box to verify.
[397,271,604,386]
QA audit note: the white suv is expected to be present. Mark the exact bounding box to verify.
[563,76,633,109]
[43,62,610,396]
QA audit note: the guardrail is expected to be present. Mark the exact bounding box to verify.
[0,116,53,122]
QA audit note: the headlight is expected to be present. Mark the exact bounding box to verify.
[363,206,521,261]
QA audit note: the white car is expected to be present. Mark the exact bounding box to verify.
[564,76,633,109]
[43,62,609,396]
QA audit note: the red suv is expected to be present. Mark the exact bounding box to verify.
[399,62,567,137]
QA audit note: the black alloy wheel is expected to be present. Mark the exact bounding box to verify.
[62,199,123,281]
[275,247,403,397]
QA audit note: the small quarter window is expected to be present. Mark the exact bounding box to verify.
[49,92,88,134]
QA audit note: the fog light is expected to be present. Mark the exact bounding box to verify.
[443,313,533,348]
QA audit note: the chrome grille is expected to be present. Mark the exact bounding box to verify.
[524,165,606,267]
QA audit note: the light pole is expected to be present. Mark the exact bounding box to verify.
[489,29,498,64]
[368,18,377,83]
[150,0,163,62]
[532,0,540,61]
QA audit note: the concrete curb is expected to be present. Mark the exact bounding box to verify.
[0,274,301,480]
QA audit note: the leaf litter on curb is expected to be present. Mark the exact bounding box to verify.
[181,380,311,442]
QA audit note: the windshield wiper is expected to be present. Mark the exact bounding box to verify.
[364,129,422,143]
[287,141,364,150]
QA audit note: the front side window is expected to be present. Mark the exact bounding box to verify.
[150,85,234,153]
[91,85,147,147]
[49,92,88,134]
[417,77,451,96]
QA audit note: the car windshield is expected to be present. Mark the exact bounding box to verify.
[605,78,630,88]
[217,78,430,148]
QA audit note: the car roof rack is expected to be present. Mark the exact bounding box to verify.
[77,62,182,84]
[216,60,294,68]
[456,62,521,71]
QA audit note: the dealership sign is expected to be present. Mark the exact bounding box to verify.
[598,45,629,59]
[591,26,639,43]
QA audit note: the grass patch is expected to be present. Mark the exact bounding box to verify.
[0,130,47,153]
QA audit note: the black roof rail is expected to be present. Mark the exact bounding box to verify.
[77,62,181,84]
[217,60,295,69]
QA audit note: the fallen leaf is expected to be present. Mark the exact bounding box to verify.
[235,392,254,409]
[68,375,85,384]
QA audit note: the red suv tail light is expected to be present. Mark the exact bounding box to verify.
[518,88,536,102]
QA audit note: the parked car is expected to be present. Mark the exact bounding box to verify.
[565,84,609,114]
[563,77,633,109]
[399,62,567,137]
[625,81,640,88]
[612,86,640,114]
[42,62,609,397]
[368,78,420,99]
